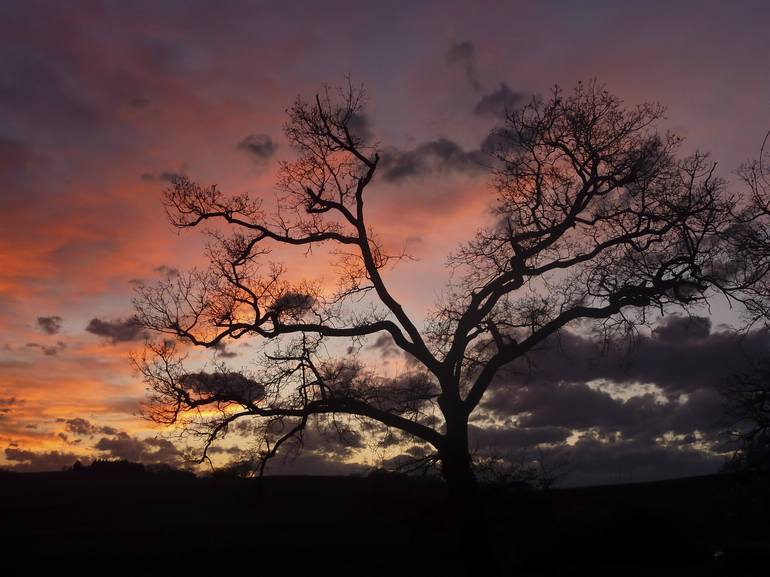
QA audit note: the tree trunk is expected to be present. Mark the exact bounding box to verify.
[440,423,499,574]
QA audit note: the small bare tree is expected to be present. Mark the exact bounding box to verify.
[473,446,570,490]
[134,80,770,554]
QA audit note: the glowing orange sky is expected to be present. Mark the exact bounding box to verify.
[1,0,769,474]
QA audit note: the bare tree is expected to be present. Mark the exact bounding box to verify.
[720,130,770,472]
[733,129,770,321]
[721,354,770,472]
[473,446,570,490]
[134,80,770,557]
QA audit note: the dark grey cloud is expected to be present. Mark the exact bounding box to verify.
[269,291,316,316]
[0,397,18,415]
[488,315,769,397]
[479,127,520,156]
[207,416,367,476]
[85,316,147,343]
[5,422,181,471]
[298,421,366,457]
[366,333,422,368]
[479,316,763,440]
[140,171,185,183]
[230,417,365,463]
[36,315,62,335]
[379,138,487,183]
[104,396,143,415]
[367,333,400,358]
[552,436,724,487]
[653,314,712,342]
[63,417,118,437]
[473,82,526,118]
[446,40,480,91]
[206,445,243,455]
[469,423,572,451]
[0,397,17,407]
[3,447,82,471]
[63,417,92,436]
[237,133,277,164]
[179,371,266,401]
[486,380,724,442]
[25,341,65,356]
[213,342,238,358]
[153,264,179,278]
[94,432,182,464]
[468,315,770,485]
[347,112,372,144]
[470,421,726,488]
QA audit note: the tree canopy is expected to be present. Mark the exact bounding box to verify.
[134,80,770,504]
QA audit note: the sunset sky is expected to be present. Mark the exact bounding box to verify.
[2,0,770,485]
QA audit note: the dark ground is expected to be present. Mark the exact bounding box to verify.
[1,468,768,576]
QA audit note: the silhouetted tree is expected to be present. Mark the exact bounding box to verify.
[720,130,770,473]
[735,129,770,322]
[721,355,770,472]
[473,446,570,490]
[134,81,770,568]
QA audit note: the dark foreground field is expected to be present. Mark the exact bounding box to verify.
[1,469,768,576]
